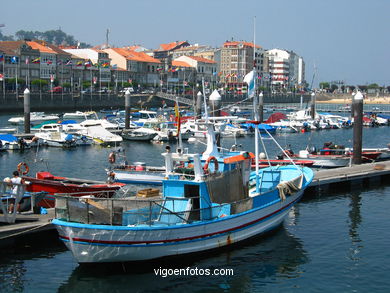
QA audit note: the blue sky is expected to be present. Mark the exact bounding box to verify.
[2,0,389,86]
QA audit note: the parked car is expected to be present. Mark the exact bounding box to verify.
[49,86,63,93]
[119,87,135,93]
[97,87,111,93]
[81,88,92,94]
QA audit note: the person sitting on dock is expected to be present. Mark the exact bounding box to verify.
[7,171,25,214]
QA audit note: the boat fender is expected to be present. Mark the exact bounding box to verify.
[17,162,29,175]
[203,156,219,174]
[108,152,116,164]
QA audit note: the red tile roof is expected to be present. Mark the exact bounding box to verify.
[0,41,27,54]
[111,48,161,63]
[156,41,188,52]
[27,41,57,54]
[223,41,261,49]
[188,56,216,64]
[172,60,192,67]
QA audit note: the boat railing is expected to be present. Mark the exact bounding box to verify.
[54,193,256,227]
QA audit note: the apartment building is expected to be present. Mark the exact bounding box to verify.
[174,55,217,84]
[63,48,111,83]
[219,41,264,84]
[104,48,161,85]
[265,49,306,89]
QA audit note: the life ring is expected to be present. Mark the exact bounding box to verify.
[203,156,219,174]
[108,152,116,164]
[17,162,29,175]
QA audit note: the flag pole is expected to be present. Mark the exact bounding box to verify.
[3,57,5,99]
[61,60,64,102]
[252,16,260,194]
[15,57,18,99]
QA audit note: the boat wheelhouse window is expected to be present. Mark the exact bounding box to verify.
[184,184,200,221]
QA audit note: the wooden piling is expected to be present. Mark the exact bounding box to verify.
[23,88,30,134]
[125,89,131,129]
[353,91,364,164]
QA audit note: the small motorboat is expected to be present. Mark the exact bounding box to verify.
[8,112,60,125]
[251,159,314,169]
[121,129,157,141]
[34,132,77,148]
[62,111,97,121]
[109,162,165,185]
[23,171,125,208]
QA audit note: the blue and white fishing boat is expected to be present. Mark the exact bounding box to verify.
[52,119,313,263]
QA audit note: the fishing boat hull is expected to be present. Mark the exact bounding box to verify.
[53,188,304,263]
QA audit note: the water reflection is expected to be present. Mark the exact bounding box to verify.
[0,232,66,292]
[58,227,308,293]
[348,190,363,262]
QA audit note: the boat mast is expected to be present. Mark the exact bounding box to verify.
[252,16,261,194]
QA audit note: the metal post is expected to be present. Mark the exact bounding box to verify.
[310,92,316,119]
[259,92,264,123]
[24,88,30,133]
[352,91,364,165]
[125,89,131,129]
[209,89,221,147]
[196,91,202,119]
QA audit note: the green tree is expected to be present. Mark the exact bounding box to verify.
[62,82,71,88]
[82,81,91,88]
[319,82,330,89]
[31,79,49,86]
[367,83,379,89]
[330,84,338,93]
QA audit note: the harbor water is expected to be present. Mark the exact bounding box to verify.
[0,111,390,292]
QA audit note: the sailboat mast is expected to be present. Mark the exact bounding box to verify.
[252,16,260,194]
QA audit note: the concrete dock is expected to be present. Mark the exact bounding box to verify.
[0,160,389,247]
[0,208,55,247]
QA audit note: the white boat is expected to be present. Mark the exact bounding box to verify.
[80,119,120,131]
[0,127,17,134]
[128,110,164,126]
[268,120,298,133]
[0,134,36,150]
[291,150,351,168]
[52,123,314,263]
[62,111,97,120]
[34,131,77,148]
[153,122,194,141]
[80,125,122,146]
[121,130,157,141]
[8,112,60,125]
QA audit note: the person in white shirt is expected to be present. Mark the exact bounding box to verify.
[8,171,25,213]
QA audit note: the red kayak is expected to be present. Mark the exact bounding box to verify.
[251,159,314,169]
[23,171,125,208]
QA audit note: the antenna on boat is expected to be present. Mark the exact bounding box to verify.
[202,77,209,123]
[175,97,183,151]
[201,77,219,160]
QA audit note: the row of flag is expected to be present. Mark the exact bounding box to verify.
[0,55,115,69]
